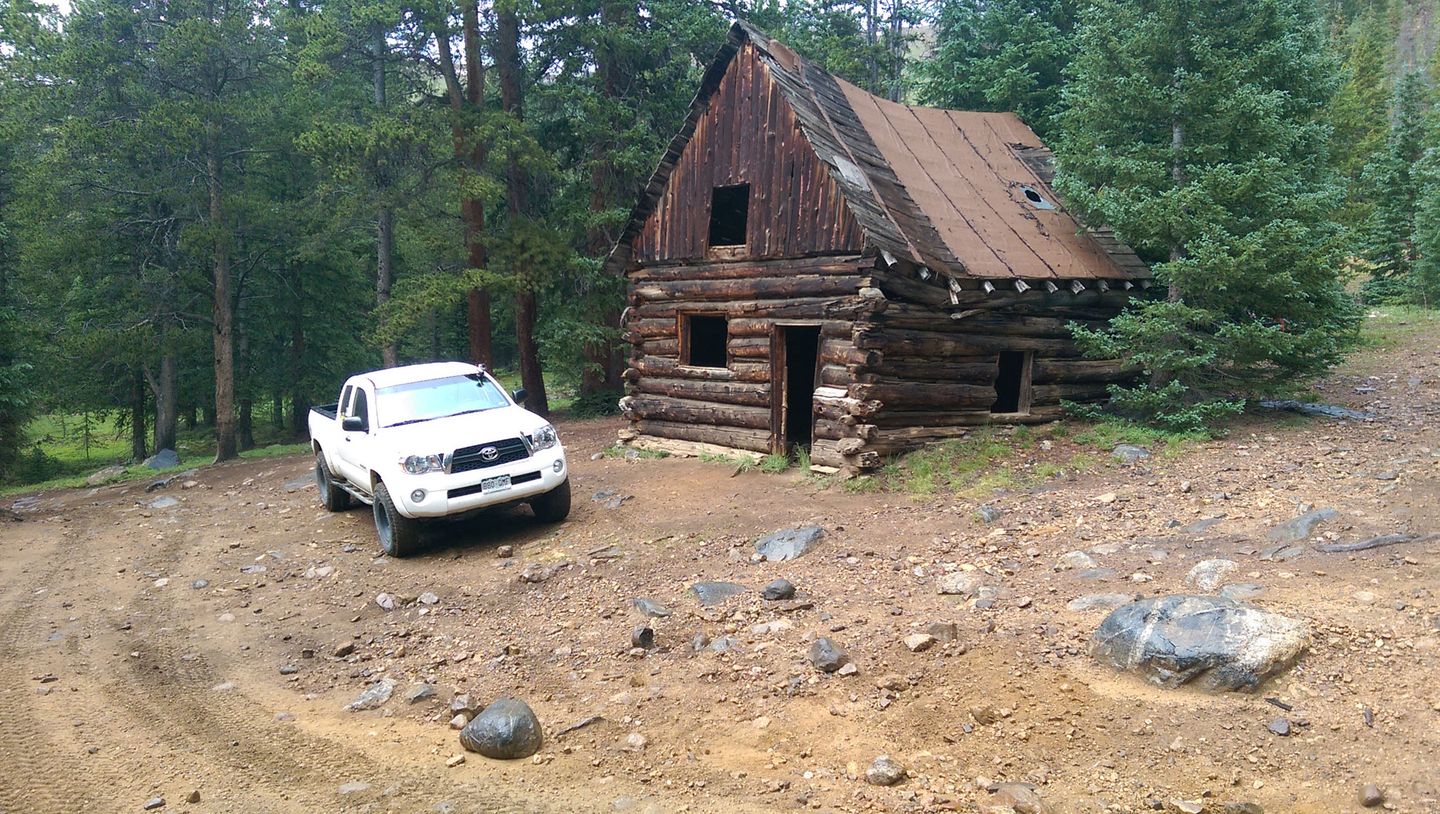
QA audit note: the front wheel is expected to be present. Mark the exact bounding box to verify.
[373,481,422,557]
[530,478,571,523]
[315,452,352,512]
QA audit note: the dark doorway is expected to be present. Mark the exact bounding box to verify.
[708,184,750,247]
[991,350,1032,414]
[776,326,820,452]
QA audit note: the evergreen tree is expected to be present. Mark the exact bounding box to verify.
[1358,71,1431,303]
[915,0,1076,137]
[1326,5,1391,224]
[1056,0,1359,432]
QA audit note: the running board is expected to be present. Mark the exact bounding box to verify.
[339,482,374,506]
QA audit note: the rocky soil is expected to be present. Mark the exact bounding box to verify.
[1,311,1438,814]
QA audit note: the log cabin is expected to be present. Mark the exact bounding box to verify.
[605,21,1151,473]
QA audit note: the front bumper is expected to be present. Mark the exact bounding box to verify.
[394,445,567,518]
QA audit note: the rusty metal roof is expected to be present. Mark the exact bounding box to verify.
[605,21,1149,282]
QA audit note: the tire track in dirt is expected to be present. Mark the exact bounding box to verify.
[96,508,544,814]
[0,528,118,814]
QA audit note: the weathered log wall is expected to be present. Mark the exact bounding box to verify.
[632,42,864,262]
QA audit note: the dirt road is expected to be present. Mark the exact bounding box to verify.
[3,312,1438,814]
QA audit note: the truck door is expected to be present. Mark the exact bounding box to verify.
[334,385,373,490]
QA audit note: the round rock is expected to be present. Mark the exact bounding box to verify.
[459,698,544,760]
[864,755,906,786]
[761,579,796,601]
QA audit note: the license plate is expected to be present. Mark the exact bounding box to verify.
[480,474,512,494]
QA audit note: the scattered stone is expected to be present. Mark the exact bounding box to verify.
[337,782,371,795]
[450,694,479,717]
[1267,717,1291,736]
[707,635,739,653]
[1091,595,1309,691]
[864,755,906,786]
[1359,784,1385,808]
[496,545,514,558]
[184,790,200,804]
[1223,804,1263,814]
[278,664,298,676]
[631,598,672,618]
[303,565,335,579]
[449,714,469,730]
[446,754,466,768]
[591,489,631,510]
[282,475,313,492]
[1067,593,1135,613]
[1257,400,1374,421]
[418,592,439,605]
[926,622,959,642]
[902,633,936,653]
[937,571,989,597]
[622,732,648,752]
[1113,444,1151,462]
[143,449,180,469]
[990,783,1053,814]
[405,683,437,704]
[1168,800,1204,814]
[1186,559,1239,592]
[809,637,850,672]
[459,698,544,760]
[761,579,796,601]
[333,641,356,658]
[689,581,747,607]
[1266,508,1338,543]
[1057,551,1097,571]
[977,505,1003,524]
[1259,543,1304,562]
[1219,583,1265,601]
[1096,492,1118,505]
[970,705,1001,725]
[142,797,165,810]
[85,465,127,486]
[836,663,859,676]
[345,678,396,711]
[148,497,179,510]
[754,525,825,561]
[239,564,265,575]
[519,564,556,584]
[375,593,396,610]
[689,632,710,653]
[631,626,655,649]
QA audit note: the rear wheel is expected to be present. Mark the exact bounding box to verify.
[315,452,351,512]
[530,478,571,523]
[373,481,422,557]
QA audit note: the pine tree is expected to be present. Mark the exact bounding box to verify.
[1326,4,1392,221]
[1056,0,1359,432]
[1358,71,1431,303]
[1412,144,1440,308]
[915,0,1076,137]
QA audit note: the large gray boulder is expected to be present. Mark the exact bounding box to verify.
[144,449,180,469]
[459,698,543,759]
[1091,595,1307,691]
[755,525,824,561]
[1266,507,1337,543]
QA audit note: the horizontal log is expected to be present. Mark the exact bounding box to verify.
[868,404,1065,429]
[849,381,998,409]
[632,377,770,408]
[1032,359,1141,384]
[632,296,870,321]
[813,394,883,419]
[729,336,770,359]
[856,326,1078,356]
[807,439,850,469]
[630,255,868,282]
[1031,384,1111,404]
[818,363,850,388]
[633,420,772,454]
[814,419,878,442]
[631,357,770,383]
[623,395,771,431]
[631,274,860,304]
[820,340,877,367]
[625,436,766,463]
[870,357,998,382]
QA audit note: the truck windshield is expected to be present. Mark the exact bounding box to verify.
[374,374,510,428]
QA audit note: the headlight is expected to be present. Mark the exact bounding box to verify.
[401,454,445,474]
[525,424,559,451]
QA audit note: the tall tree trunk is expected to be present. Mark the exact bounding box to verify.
[580,2,625,396]
[373,23,398,368]
[272,395,284,429]
[497,2,548,416]
[208,126,238,462]
[238,398,254,450]
[435,2,493,367]
[146,353,178,452]
[131,366,148,462]
[288,263,309,437]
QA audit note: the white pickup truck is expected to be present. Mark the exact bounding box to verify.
[308,362,570,556]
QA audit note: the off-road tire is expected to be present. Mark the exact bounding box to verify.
[530,478,571,523]
[373,481,422,557]
[315,452,352,512]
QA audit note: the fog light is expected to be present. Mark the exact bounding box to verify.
[410,489,426,503]
[552,459,564,473]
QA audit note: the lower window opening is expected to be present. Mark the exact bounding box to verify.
[683,314,728,368]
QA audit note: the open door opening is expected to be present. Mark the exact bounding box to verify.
[775,326,820,454]
[991,350,1032,414]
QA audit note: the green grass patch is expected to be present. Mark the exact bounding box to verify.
[1072,420,1205,455]
[758,453,791,474]
[601,444,668,460]
[240,442,312,459]
[1358,305,1440,350]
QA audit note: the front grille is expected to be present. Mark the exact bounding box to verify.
[448,470,541,499]
[451,437,530,473]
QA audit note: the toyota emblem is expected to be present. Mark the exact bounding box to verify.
[479,446,500,462]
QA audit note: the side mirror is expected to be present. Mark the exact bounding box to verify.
[341,415,367,433]
[511,388,528,405]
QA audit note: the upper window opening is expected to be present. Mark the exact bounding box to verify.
[682,314,728,369]
[708,184,750,247]
[1021,185,1056,210]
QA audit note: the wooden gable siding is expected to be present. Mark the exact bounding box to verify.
[633,43,863,263]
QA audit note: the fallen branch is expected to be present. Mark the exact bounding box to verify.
[1314,533,1438,553]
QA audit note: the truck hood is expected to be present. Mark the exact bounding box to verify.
[374,406,552,456]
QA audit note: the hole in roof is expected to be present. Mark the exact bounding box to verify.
[1021,185,1056,210]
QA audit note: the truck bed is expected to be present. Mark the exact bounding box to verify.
[311,403,339,421]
